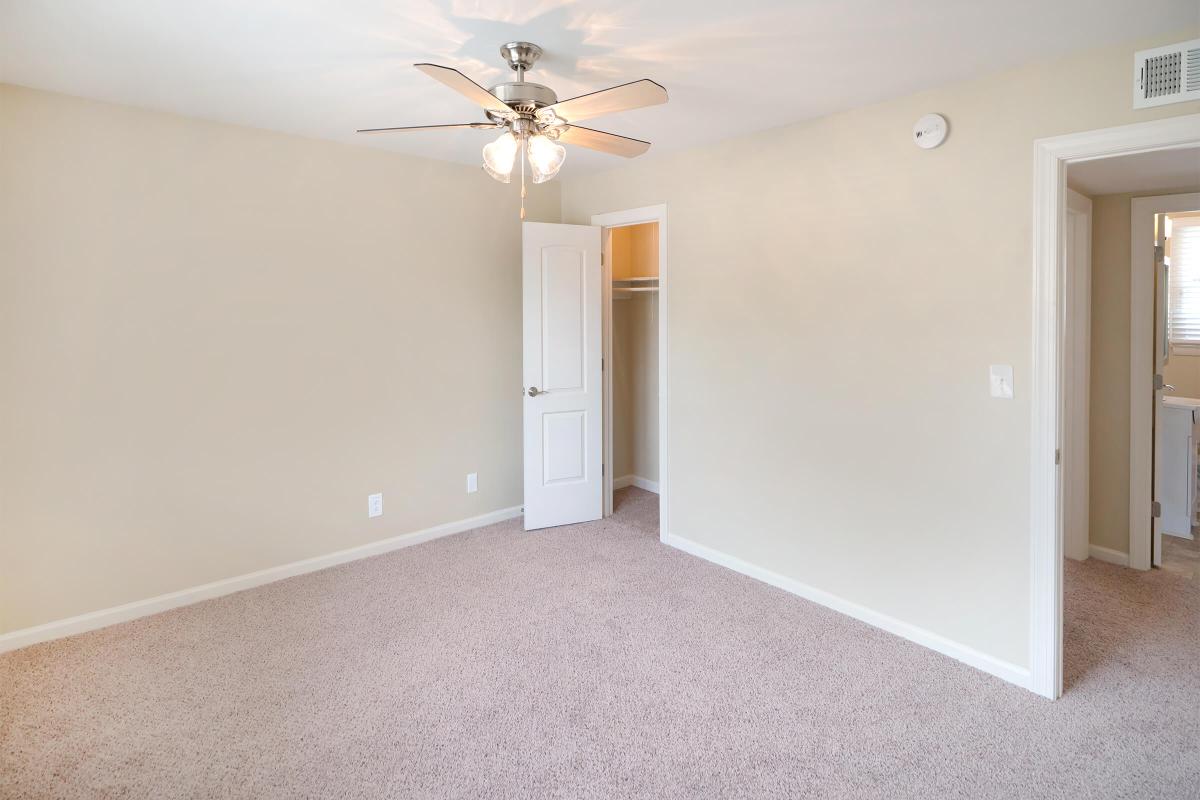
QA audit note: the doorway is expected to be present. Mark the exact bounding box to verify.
[1030,113,1200,699]
[1147,206,1200,572]
[1063,189,1200,571]
[608,221,659,500]
[519,208,668,534]
[593,205,668,538]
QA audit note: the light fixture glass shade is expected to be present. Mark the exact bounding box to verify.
[482,132,519,183]
[527,134,566,184]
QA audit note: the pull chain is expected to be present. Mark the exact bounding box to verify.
[519,136,527,221]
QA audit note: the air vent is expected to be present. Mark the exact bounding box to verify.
[1133,38,1200,109]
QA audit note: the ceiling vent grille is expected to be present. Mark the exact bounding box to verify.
[1134,38,1200,109]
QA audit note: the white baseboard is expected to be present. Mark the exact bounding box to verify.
[614,474,659,493]
[1088,544,1130,566]
[663,533,1032,691]
[0,505,523,655]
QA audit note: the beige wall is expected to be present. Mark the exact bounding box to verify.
[1161,353,1200,398]
[610,222,659,279]
[613,294,659,482]
[0,84,559,634]
[1087,191,1200,554]
[1089,193,1135,554]
[611,225,633,280]
[560,32,1200,668]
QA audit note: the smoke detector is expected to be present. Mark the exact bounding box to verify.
[912,114,948,149]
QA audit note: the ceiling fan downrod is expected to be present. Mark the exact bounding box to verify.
[487,42,558,119]
[500,41,542,83]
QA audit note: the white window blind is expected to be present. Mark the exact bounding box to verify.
[1168,217,1200,348]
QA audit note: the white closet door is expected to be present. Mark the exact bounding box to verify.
[522,222,603,530]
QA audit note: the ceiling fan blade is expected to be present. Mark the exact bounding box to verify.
[357,122,500,134]
[556,125,651,158]
[414,63,512,115]
[540,79,667,125]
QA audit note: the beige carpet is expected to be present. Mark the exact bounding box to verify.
[2,487,1198,799]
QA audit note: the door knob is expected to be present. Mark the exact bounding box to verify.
[527,386,543,397]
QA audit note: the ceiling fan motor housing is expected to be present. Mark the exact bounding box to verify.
[488,42,557,120]
[488,82,557,113]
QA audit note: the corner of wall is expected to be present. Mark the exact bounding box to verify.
[526,180,563,224]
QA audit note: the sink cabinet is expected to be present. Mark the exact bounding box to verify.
[1158,398,1199,538]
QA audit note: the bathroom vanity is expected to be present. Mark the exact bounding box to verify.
[1158,396,1200,539]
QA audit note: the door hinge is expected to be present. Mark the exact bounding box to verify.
[602,463,605,476]
[1152,500,1162,518]
[1055,449,1061,465]
[602,357,605,371]
[601,251,605,265]
[1154,244,1165,265]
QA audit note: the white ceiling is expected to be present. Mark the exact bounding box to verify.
[1068,146,1200,196]
[1,0,1197,174]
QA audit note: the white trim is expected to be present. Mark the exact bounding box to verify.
[665,533,1031,689]
[0,505,523,654]
[1130,192,1200,572]
[1088,544,1130,566]
[601,226,615,518]
[613,474,660,493]
[592,204,669,544]
[1063,188,1092,563]
[1031,113,1200,700]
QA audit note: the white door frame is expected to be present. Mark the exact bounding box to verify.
[591,204,668,541]
[1063,188,1092,564]
[1131,192,1200,569]
[1031,113,1200,700]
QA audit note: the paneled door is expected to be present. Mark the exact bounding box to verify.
[522,222,603,530]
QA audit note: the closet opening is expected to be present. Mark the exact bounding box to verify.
[594,207,667,530]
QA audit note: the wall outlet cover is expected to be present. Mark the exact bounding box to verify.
[368,493,383,518]
[466,473,478,494]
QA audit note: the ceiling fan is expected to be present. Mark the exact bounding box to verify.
[358,42,667,215]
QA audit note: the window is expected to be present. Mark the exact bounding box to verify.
[1167,215,1200,352]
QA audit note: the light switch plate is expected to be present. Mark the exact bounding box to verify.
[466,473,478,494]
[990,365,1014,399]
[368,493,383,518]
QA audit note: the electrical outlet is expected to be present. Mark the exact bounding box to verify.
[368,493,383,518]
[466,473,478,494]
